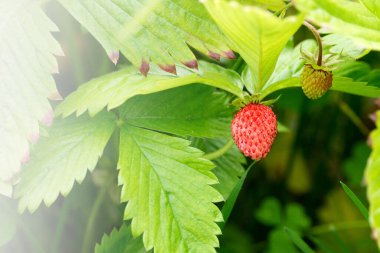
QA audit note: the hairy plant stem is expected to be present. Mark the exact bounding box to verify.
[81,176,114,253]
[202,139,234,160]
[303,21,323,66]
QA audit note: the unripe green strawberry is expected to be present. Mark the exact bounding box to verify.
[301,64,333,99]
[231,103,277,160]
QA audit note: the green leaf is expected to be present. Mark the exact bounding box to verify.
[268,228,299,253]
[343,142,371,185]
[192,138,246,200]
[285,203,311,231]
[366,110,380,247]
[323,34,370,60]
[120,85,233,138]
[359,0,380,20]
[15,112,116,212]
[260,77,301,99]
[58,0,231,71]
[330,76,380,98]
[284,227,316,253]
[261,76,380,99]
[294,0,380,51]
[278,122,290,133]
[0,1,62,195]
[221,163,253,228]
[235,0,286,11]
[118,125,223,253]
[56,62,243,118]
[255,197,283,227]
[340,181,369,220]
[203,0,303,92]
[95,223,149,253]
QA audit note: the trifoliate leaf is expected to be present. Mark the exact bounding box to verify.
[120,85,233,138]
[15,112,116,212]
[58,0,232,73]
[294,0,380,51]
[203,0,304,92]
[365,110,380,247]
[56,61,243,118]
[0,1,62,195]
[95,223,149,253]
[118,125,223,253]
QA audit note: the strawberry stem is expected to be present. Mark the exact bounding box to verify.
[203,139,234,160]
[303,21,323,66]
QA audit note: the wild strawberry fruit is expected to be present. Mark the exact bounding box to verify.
[300,64,333,100]
[231,103,277,160]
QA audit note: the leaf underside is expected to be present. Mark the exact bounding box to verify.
[58,0,232,74]
[15,112,116,212]
[0,1,62,195]
[118,125,223,253]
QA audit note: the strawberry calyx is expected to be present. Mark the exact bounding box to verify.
[231,93,279,109]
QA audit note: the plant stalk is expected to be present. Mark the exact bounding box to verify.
[202,139,234,160]
[303,21,323,66]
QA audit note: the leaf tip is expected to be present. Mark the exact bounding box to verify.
[159,64,177,75]
[49,91,63,101]
[139,60,150,76]
[109,51,120,65]
[224,50,236,59]
[21,150,30,164]
[40,109,54,126]
[208,51,221,61]
[29,131,40,144]
[183,60,198,69]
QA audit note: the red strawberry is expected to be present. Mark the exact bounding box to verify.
[231,103,277,160]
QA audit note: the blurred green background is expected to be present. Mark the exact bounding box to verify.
[1,1,380,253]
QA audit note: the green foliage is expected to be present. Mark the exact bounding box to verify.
[5,0,380,252]
[118,125,223,253]
[193,138,246,200]
[0,1,62,196]
[255,197,311,253]
[343,142,371,186]
[95,223,149,253]
[58,0,231,70]
[204,0,304,93]
[15,112,116,212]
[284,227,316,253]
[294,0,380,51]
[56,62,243,118]
[365,110,380,247]
[340,181,369,220]
[119,85,233,138]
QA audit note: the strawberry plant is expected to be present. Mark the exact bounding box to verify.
[3,0,380,252]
